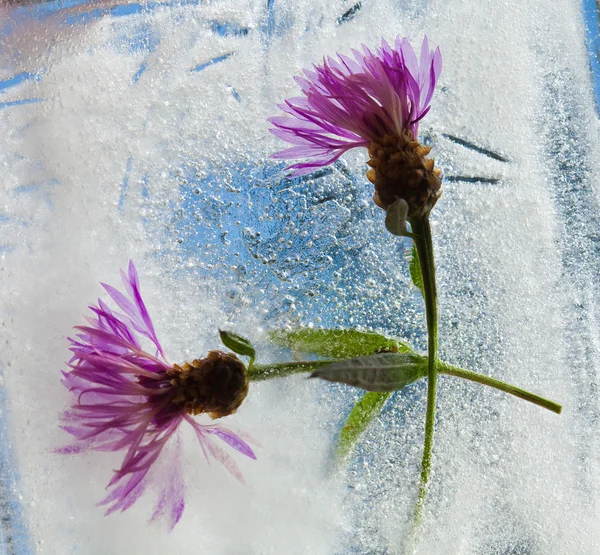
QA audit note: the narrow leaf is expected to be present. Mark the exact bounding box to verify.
[219,330,256,359]
[310,353,427,392]
[269,328,409,359]
[337,391,391,461]
[385,198,409,236]
[409,244,424,296]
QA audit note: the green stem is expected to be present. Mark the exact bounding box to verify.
[250,354,561,414]
[248,360,336,381]
[438,362,562,414]
[410,215,438,525]
[410,216,438,526]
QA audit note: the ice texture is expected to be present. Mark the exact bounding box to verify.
[0,0,600,553]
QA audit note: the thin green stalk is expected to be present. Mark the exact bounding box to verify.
[438,362,562,414]
[249,360,336,381]
[250,355,562,415]
[410,216,438,525]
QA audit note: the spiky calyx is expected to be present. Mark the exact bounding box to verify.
[168,350,248,419]
[366,131,442,219]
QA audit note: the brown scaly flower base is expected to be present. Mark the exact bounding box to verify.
[366,130,442,219]
[168,350,248,419]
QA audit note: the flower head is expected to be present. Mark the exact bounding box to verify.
[60,261,256,529]
[269,36,443,218]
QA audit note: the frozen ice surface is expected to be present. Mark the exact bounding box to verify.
[1,0,600,553]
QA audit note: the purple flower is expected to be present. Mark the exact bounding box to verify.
[269,37,443,216]
[60,262,256,529]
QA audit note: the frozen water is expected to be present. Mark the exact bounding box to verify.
[1,0,600,553]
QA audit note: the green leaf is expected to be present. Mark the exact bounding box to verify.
[337,391,391,461]
[269,328,410,359]
[385,198,409,236]
[309,352,427,392]
[409,244,424,296]
[219,329,256,359]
